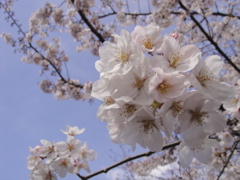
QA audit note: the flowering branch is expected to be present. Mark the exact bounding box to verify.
[77,141,181,179]
[216,138,240,180]
[1,2,84,89]
[179,0,240,74]
[70,0,105,43]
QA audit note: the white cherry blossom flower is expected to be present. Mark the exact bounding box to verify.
[150,36,200,73]
[72,158,90,174]
[190,55,233,101]
[223,86,240,112]
[120,106,163,151]
[40,140,58,164]
[108,65,153,105]
[104,96,142,143]
[61,125,85,137]
[50,157,74,178]
[157,91,194,137]
[178,92,226,142]
[56,136,81,158]
[32,163,57,180]
[80,142,97,161]
[27,146,43,170]
[218,131,234,148]
[131,23,163,52]
[178,138,219,168]
[149,68,188,103]
[96,29,146,75]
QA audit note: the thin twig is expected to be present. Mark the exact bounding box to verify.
[216,138,240,180]
[3,3,84,88]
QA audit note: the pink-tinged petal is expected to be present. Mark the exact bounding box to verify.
[180,45,200,61]
[178,143,194,168]
[162,36,180,56]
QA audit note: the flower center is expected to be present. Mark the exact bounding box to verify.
[189,110,208,126]
[231,98,238,105]
[116,49,129,63]
[157,80,173,94]
[60,160,67,167]
[104,96,115,106]
[197,69,213,87]
[68,144,74,151]
[132,77,146,90]
[170,101,183,117]
[143,35,154,49]
[120,104,136,118]
[138,119,159,134]
[169,52,182,68]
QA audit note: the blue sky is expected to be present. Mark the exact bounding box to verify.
[0,1,150,180]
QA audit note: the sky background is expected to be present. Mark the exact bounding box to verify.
[0,1,153,180]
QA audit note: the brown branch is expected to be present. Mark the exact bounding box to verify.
[179,0,240,74]
[98,10,240,20]
[77,141,181,179]
[171,11,240,19]
[71,0,105,43]
[28,43,83,88]
[216,138,240,180]
[2,3,83,88]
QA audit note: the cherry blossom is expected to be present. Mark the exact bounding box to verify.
[131,23,163,53]
[149,67,188,103]
[150,36,200,73]
[120,106,163,151]
[190,55,233,101]
[178,138,219,168]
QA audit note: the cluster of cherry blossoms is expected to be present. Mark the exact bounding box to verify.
[91,23,234,167]
[27,125,97,179]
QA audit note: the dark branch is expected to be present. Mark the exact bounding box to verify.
[71,0,105,43]
[179,0,240,74]
[77,141,181,179]
[29,43,83,88]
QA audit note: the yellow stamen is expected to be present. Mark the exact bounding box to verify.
[157,80,173,94]
[169,52,182,68]
[132,77,146,90]
[143,35,154,49]
[170,101,183,117]
[197,69,213,87]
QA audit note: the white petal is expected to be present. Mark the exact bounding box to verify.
[179,143,194,168]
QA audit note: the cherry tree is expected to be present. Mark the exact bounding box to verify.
[0,0,240,179]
